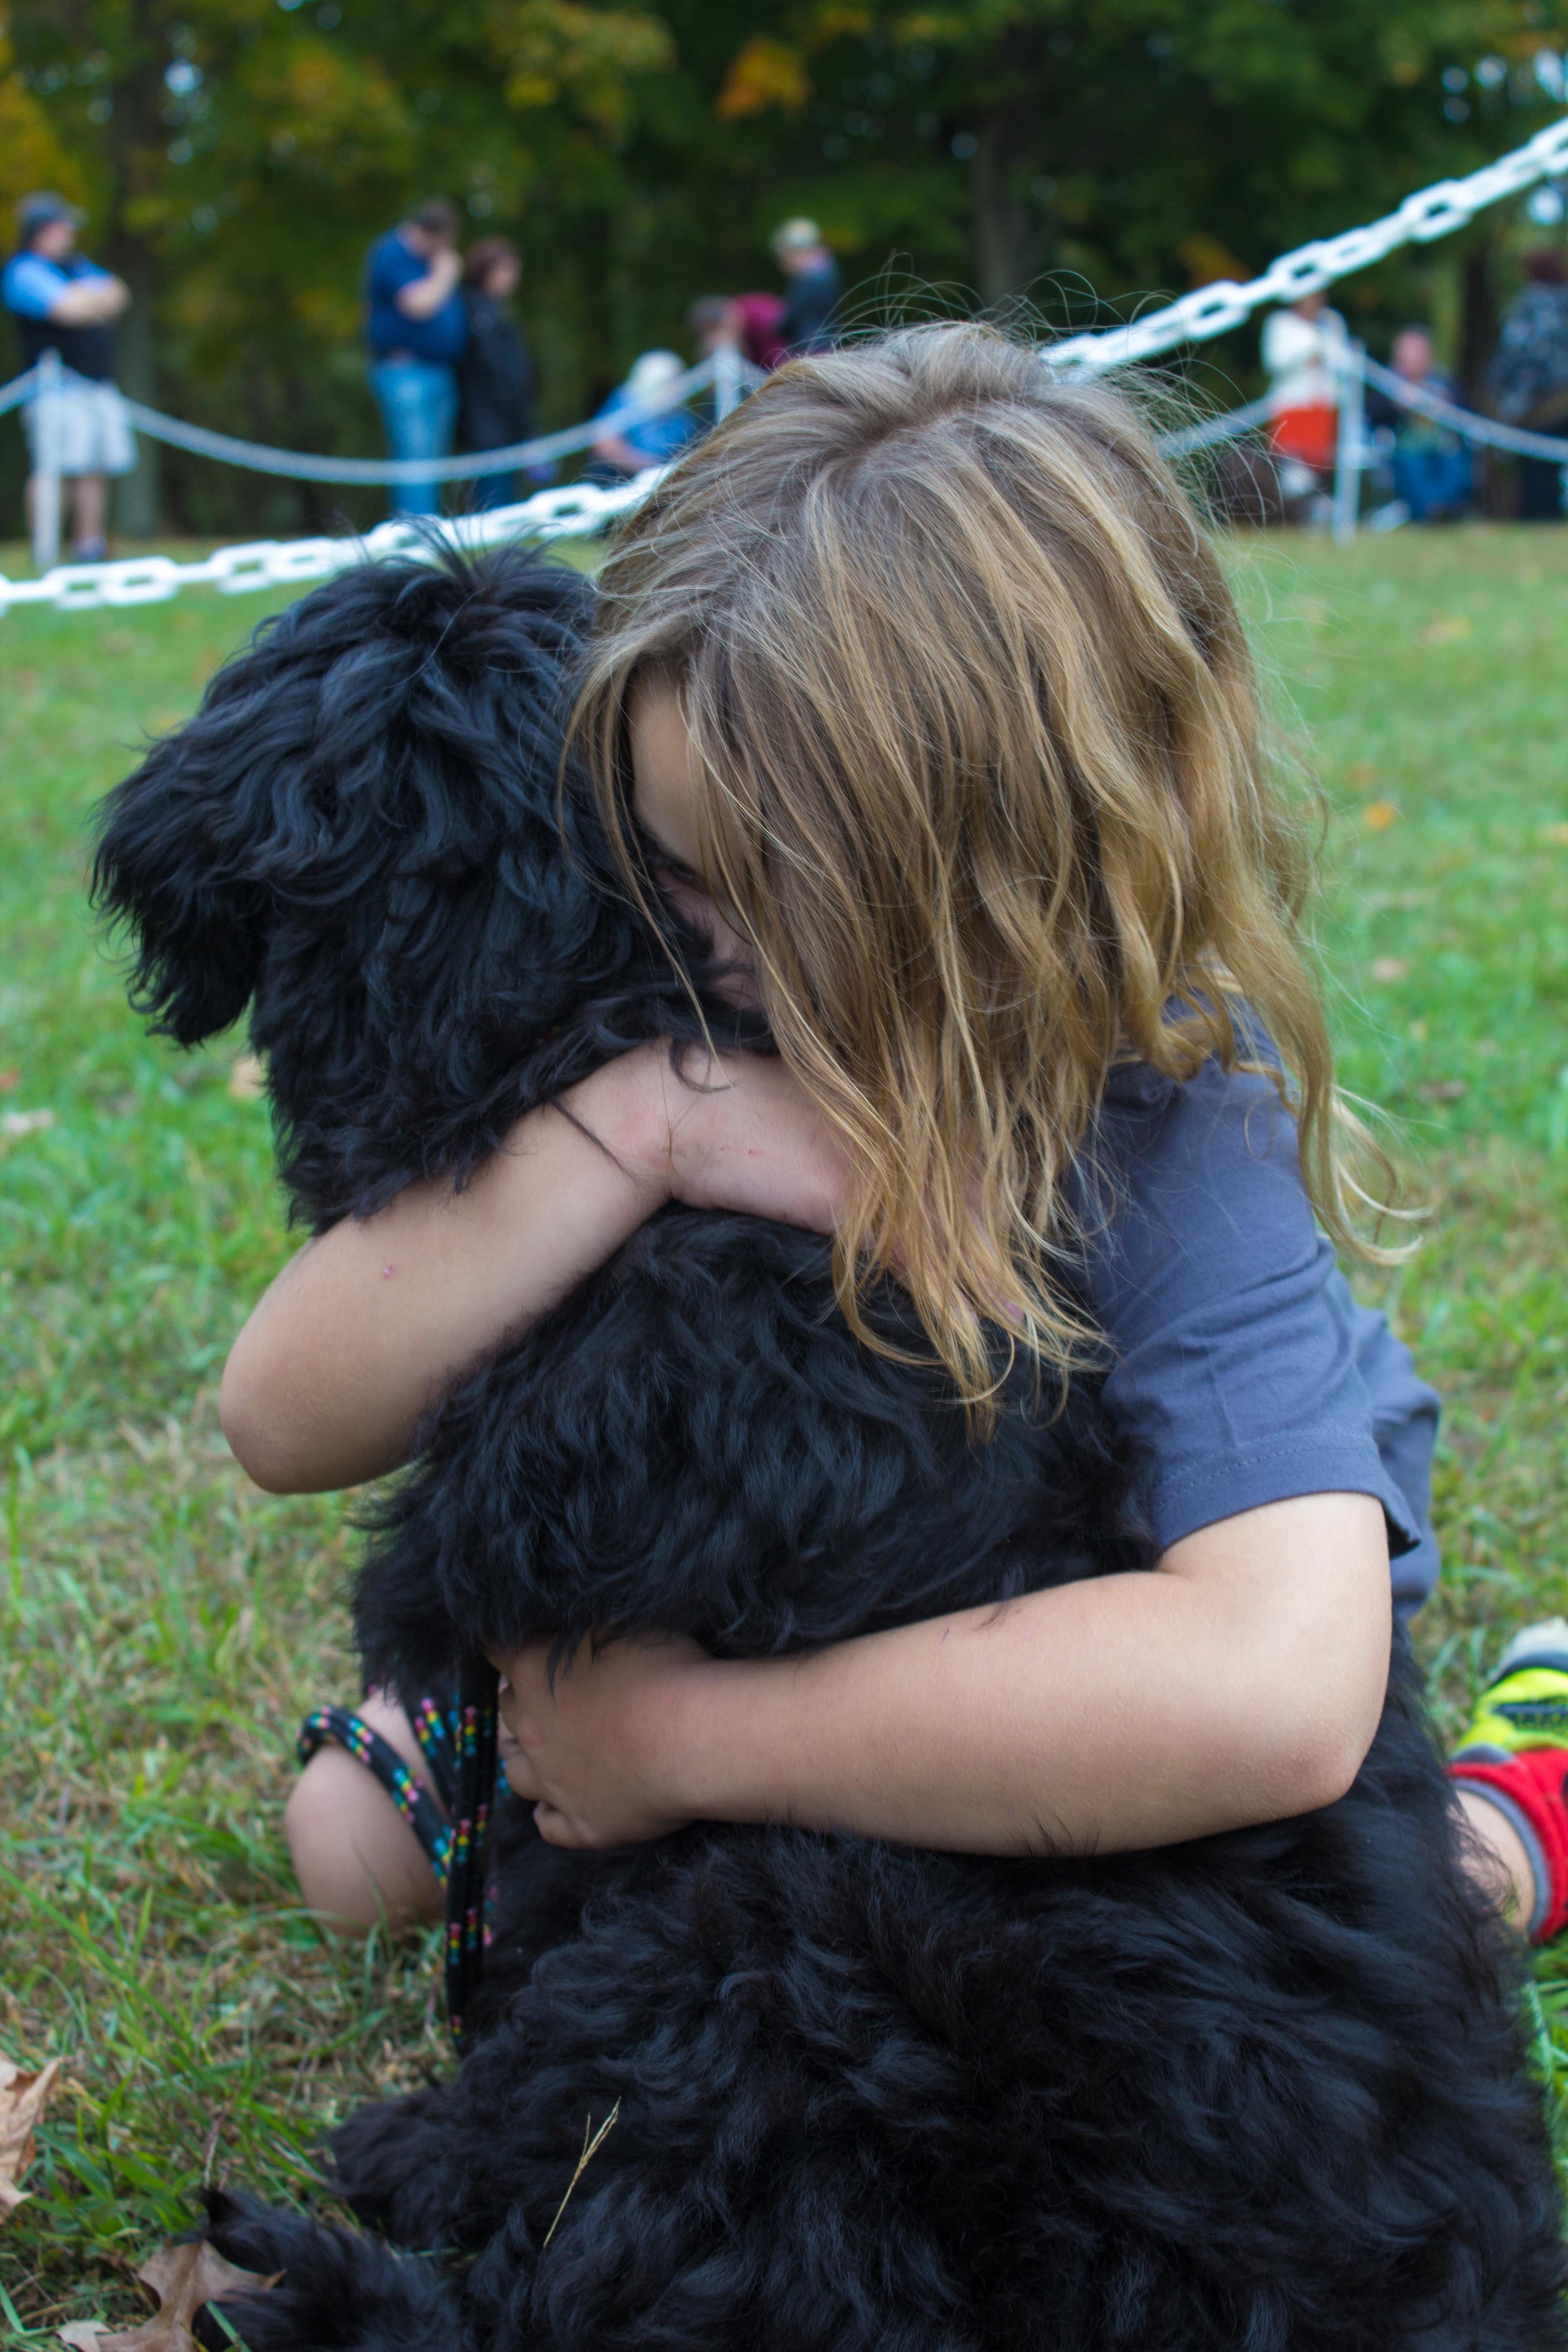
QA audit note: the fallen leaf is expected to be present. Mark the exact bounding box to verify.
[1370,958,1407,983]
[1345,762,1378,789]
[1420,615,1471,644]
[0,2053,62,2219]
[1,1109,55,1137]
[58,2324,107,2349]
[93,2240,280,2352]
[228,1055,265,1101]
[0,1069,18,1092]
[1419,1079,1467,1103]
[1539,822,1568,847]
[1363,802,1399,831]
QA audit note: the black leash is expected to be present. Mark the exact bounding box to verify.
[443,1653,501,2052]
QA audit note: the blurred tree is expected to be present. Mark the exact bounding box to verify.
[2,0,1565,532]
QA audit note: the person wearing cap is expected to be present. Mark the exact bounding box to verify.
[364,198,469,519]
[587,350,701,482]
[2,193,134,561]
[771,218,841,358]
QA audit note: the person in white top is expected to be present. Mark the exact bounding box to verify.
[1261,291,1348,485]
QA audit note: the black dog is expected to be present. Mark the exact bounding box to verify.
[95,548,1567,2351]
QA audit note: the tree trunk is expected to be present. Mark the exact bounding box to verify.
[1458,234,1498,409]
[110,231,160,538]
[972,109,1052,312]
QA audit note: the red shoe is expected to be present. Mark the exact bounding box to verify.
[1449,1747,1568,1942]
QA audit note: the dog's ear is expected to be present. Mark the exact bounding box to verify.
[93,549,601,1051]
[93,549,640,1220]
[91,647,283,1047]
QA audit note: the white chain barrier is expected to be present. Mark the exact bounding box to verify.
[0,469,664,615]
[1046,110,1568,374]
[1355,347,1568,460]
[5,110,1568,612]
[1157,391,1278,458]
[111,354,743,484]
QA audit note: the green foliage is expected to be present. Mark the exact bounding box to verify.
[3,0,1568,532]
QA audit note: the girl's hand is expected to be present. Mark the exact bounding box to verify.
[617,1042,850,1239]
[494,1633,711,1848]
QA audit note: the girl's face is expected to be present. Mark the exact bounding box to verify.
[629,679,760,1007]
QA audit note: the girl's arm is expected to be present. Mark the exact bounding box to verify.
[496,1490,1391,1855]
[220,1042,846,1495]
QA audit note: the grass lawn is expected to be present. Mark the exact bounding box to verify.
[1,522,1565,2330]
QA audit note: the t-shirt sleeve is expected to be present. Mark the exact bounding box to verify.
[2,253,71,320]
[1073,1057,1439,1600]
[366,235,418,307]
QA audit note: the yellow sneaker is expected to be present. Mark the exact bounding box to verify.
[1454,1621,1568,1762]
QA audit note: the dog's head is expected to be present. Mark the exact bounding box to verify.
[94,548,720,1225]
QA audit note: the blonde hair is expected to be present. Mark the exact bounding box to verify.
[575,323,1384,1418]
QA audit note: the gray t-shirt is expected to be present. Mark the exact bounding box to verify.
[1070,1056,1441,1617]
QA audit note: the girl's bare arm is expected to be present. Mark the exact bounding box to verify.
[496,1490,1392,1855]
[218,1042,845,1494]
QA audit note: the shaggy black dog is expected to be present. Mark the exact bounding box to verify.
[95,548,1567,2352]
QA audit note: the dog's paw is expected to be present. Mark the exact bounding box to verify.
[327,2089,467,2247]
[202,2189,470,2352]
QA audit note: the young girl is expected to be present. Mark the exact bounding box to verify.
[225,324,1557,1948]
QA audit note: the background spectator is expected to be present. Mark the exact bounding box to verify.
[735,291,788,371]
[688,295,743,361]
[1488,248,1568,522]
[2,192,134,561]
[364,198,467,519]
[1366,326,1471,523]
[1261,290,1347,504]
[688,292,788,376]
[771,218,841,356]
[457,237,534,511]
[588,349,699,481]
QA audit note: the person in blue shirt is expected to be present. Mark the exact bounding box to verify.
[588,350,701,483]
[1,191,134,559]
[771,216,841,356]
[1364,326,1472,524]
[364,199,468,519]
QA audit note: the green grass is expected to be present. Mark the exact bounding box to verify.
[1,525,1566,2327]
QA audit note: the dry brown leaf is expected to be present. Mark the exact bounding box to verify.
[93,2240,280,2352]
[58,2324,108,2349]
[0,2053,62,2220]
[228,1055,266,1100]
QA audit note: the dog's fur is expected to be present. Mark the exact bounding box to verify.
[95,549,1567,2351]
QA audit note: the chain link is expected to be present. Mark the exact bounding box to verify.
[1049,113,1568,373]
[0,471,661,615]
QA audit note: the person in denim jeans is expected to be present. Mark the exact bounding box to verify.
[364,199,468,518]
